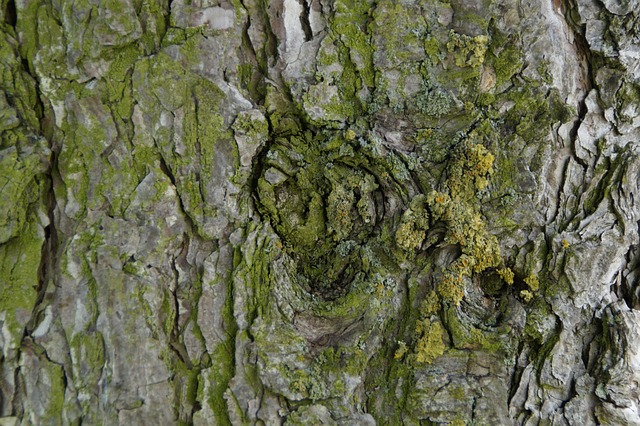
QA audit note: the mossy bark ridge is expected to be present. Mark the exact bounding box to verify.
[2,0,640,424]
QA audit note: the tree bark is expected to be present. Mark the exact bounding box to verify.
[1,0,640,424]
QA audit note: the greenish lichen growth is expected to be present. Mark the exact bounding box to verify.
[524,273,540,291]
[447,30,489,69]
[426,139,501,304]
[397,291,447,364]
[394,341,409,360]
[521,273,540,302]
[303,0,378,125]
[254,124,410,299]
[0,221,44,345]
[395,195,430,251]
[520,289,534,302]
[485,27,524,86]
[497,267,515,285]
[444,308,503,352]
[414,318,446,364]
[446,140,495,199]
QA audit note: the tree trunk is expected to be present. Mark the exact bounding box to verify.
[1,0,639,424]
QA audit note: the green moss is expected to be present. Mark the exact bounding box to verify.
[544,274,571,298]
[616,81,640,122]
[138,0,169,53]
[477,92,495,107]
[103,44,141,121]
[160,342,203,425]
[0,141,47,241]
[303,0,379,126]
[136,53,234,237]
[450,387,466,401]
[414,319,446,364]
[0,220,43,343]
[372,2,428,66]
[421,291,441,316]
[68,331,106,420]
[394,341,409,360]
[200,247,239,425]
[488,44,523,86]
[43,358,67,423]
[424,37,442,61]
[0,27,45,233]
[330,0,376,88]
[327,183,356,241]
[498,85,560,144]
[1,38,41,129]
[57,88,128,218]
[232,109,269,140]
[254,129,397,298]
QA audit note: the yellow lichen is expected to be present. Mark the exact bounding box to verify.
[395,221,425,251]
[345,129,356,140]
[426,141,500,305]
[414,319,446,364]
[524,274,540,291]
[438,272,466,305]
[395,196,430,251]
[420,291,440,316]
[497,267,514,285]
[520,289,534,302]
[446,142,495,199]
[561,239,570,249]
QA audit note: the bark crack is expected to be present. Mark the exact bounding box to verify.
[4,0,16,29]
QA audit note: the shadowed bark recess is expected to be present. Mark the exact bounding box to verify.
[1,0,640,424]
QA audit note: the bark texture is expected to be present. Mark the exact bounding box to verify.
[1,0,640,424]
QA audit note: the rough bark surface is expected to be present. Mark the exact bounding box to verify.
[1,0,640,424]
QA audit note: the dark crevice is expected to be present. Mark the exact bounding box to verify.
[168,248,192,368]
[247,119,275,221]
[4,0,16,28]
[621,241,640,309]
[583,320,602,374]
[298,0,313,42]
[156,149,199,235]
[261,0,280,66]
[550,156,571,231]
[470,396,477,423]
[562,0,595,171]
[558,376,578,412]
[238,8,270,104]
[568,99,591,171]
[240,14,258,65]
[29,170,57,332]
[165,0,173,32]
[11,364,25,418]
[507,341,526,405]
[158,151,177,186]
[5,22,63,418]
